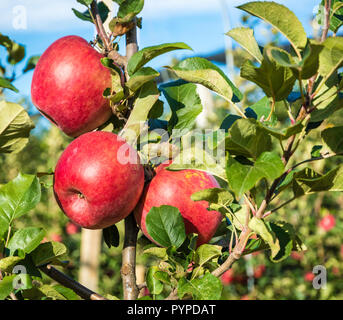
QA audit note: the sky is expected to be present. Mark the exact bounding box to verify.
[1,0,319,111]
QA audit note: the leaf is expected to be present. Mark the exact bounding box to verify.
[0,101,35,154]
[38,285,67,300]
[321,126,343,153]
[225,118,272,159]
[72,8,93,22]
[23,55,40,73]
[103,225,120,248]
[191,188,233,213]
[30,241,67,266]
[177,273,222,300]
[7,42,25,65]
[0,173,41,235]
[0,275,16,300]
[7,227,46,256]
[248,217,280,258]
[317,0,343,33]
[128,42,192,76]
[53,285,81,300]
[194,244,222,268]
[117,0,144,21]
[121,80,160,143]
[146,266,163,295]
[319,37,343,78]
[0,256,24,273]
[166,57,242,102]
[227,152,284,197]
[160,80,203,134]
[241,52,296,101]
[143,246,167,259]
[145,205,186,248]
[226,27,262,62]
[293,166,343,196]
[245,96,278,126]
[238,1,307,54]
[0,78,18,93]
[77,0,93,6]
[126,67,160,92]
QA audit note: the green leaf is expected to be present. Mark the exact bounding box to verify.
[191,188,233,213]
[241,52,296,101]
[193,244,222,278]
[145,205,186,248]
[77,0,93,6]
[38,285,67,300]
[53,285,81,300]
[0,101,35,154]
[30,241,67,266]
[0,173,41,235]
[321,126,343,153]
[146,266,163,295]
[238,1,307,55]
[178,273,222,300]
[117,0,144,20]
[293,166,343,196]
[126,67,159,92]
[0,275,16,300]
[226,27,262,63]
[0,78,18,93]
[103,225,120,248]
[248,217,280,258]
[128,42,192,76]
[23,55,40,73]
[72,8,93,22]
[143,246,167,259]
[7,42,25,65]
[225,118,272,159]
[311,145,323,158]
[0,256,24,273]
[7,227,46,256]
[121,80,160,143]
[318,37,343,78]
[160,80,203,134]
[167,57,242,102]
[227,152,284,197]
[245,96,277,126]
[317,0,343,33]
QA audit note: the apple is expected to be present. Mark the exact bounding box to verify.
[304,272,315,282]
[221,269,234,285]
[54,131,144,229]
[31,35,113,137]
[253,264,266,279]
[318,214,336,231]
[51,233,62,243]
[65,221,80,235]
[134,161,223,246]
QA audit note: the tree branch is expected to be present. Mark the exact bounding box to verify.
[90,0,112,52]
[39,264,107,300]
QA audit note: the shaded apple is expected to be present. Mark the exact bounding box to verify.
[31,35,113,137]
[54,131,144,229]
[134,161,223,246]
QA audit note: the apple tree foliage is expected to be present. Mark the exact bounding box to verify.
[1,0,343,300]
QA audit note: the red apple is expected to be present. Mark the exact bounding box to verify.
[319,214,336,231]
[51,233,62,243]
[221,269,234,285]
[54,131,144,229]
[304,272,315,282]
[66,221,80,235]
[134,161,223,246]
[31,35,113,137]
[253,265,266,279]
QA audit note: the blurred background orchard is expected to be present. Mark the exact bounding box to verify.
[1,0,343,299]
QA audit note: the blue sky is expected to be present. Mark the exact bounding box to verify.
[1,0,319,106]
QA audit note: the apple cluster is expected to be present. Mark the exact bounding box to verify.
[31,36,222,246]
